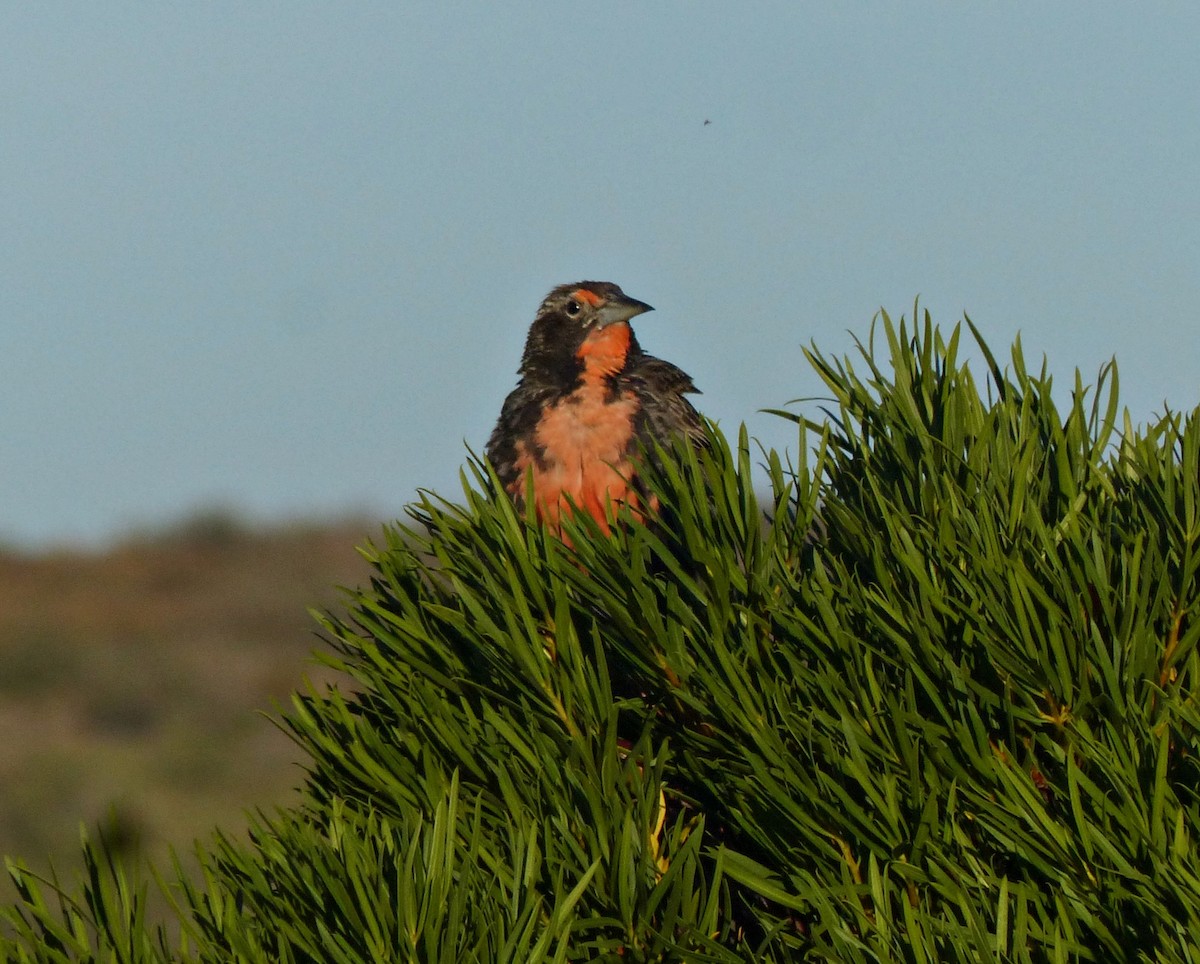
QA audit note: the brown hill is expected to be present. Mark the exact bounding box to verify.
[0,512,379,907]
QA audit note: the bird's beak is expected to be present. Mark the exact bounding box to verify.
[597,295,654,327]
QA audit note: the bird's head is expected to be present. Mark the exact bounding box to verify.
[539,282,653,331]
[520,281,653,382]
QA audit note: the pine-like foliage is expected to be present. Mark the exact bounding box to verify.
[4,312,1200,962]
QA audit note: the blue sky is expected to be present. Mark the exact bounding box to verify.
[3,5,1198,547]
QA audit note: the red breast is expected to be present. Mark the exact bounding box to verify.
[514,321,641,533]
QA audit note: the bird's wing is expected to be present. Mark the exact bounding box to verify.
[627,356,707,450]
[485,381,557,490]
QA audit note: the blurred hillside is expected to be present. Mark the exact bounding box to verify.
[0,511,379,907]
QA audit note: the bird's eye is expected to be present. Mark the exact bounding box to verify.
[565,300,581,316]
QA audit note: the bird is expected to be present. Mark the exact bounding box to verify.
[486,281,705,535]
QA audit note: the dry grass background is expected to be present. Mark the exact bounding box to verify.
[0,511,379,913]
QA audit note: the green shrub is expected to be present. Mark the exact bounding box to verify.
[4,310,1198,962]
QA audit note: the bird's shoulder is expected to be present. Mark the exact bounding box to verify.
[484,379,559,479]
[622,352,706,447]
[622,352,701,398]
